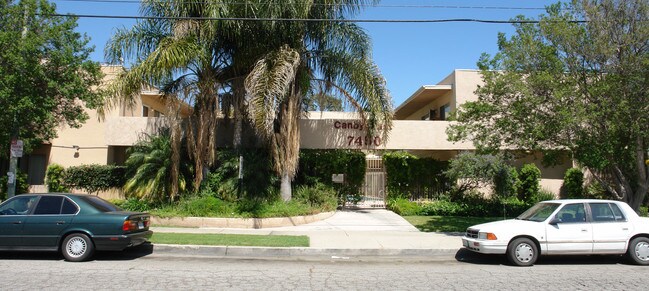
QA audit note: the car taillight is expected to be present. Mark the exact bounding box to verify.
[123,220,137,231]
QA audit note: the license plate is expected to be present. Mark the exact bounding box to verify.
[138,222,144,229]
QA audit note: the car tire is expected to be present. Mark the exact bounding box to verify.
[507,238,538,266]
[627,237,649,265]
[62,233,95,262]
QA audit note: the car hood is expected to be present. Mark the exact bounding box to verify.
[468,219,541,231]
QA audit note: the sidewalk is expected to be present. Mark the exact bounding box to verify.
[148,209,464,261]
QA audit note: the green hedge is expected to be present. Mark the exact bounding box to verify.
[383,151,451,200]
[64,164,126,194]
[387,196,530,218]
[295,149,366,198]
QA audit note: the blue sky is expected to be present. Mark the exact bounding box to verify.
[52,0,559,107]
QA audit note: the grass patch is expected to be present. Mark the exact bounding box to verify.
[150,233,310,247]
[404,216,503,232]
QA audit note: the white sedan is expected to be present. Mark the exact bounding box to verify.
[462,199,649,266]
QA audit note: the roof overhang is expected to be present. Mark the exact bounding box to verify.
[394,85,453,119]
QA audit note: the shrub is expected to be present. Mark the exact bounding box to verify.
[518,163,541,203]
[535,189,557,202]
[639,206,648,217]
[115,198,154,212]
[387,197,422,216]
[563,168,584,198]
[293,183,337,210]
[45,164,68,192]
[65,164,126,194]
[124,130,192,202]
[205,148,278,202]
[0,170,29,200]
[420,200,464,216]
[493,166,519,199]
[584,180,608,199]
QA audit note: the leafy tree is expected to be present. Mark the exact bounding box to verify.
[448,0,649,210]
[445,152,513,196]
[0,0,103,154]
[124,129,192,203]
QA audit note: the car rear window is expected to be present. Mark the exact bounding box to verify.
[62,198,79,214]
[82,196,122,212]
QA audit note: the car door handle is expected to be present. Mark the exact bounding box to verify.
[622,228,629,231]
[581,229,588,232]
[12,221,22,225]
[56,221,66,225]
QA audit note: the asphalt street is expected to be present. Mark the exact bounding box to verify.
[1,249,647,290]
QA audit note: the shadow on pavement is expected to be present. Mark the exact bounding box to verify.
[454,248,631,266]
[0,243,154,262]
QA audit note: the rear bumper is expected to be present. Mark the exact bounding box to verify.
[94,230,153,251]
[462,237,507,254]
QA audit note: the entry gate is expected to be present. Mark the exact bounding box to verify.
[359,157,386,208]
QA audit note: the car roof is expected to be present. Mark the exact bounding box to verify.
[541,199,624,204]
[18,193,93,198]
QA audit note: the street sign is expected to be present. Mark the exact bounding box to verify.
[332,174,345,184]
[10,139,23,158]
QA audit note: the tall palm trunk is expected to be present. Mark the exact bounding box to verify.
[232,78,246,149]
[273,89,301,201]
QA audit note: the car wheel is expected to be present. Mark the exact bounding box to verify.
[507,238,538,266]
[627,237,649,265]
[62,233,95,262]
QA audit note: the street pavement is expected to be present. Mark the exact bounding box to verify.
[150,209,463,261]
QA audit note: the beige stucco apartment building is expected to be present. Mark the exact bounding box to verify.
[20,67,570,198]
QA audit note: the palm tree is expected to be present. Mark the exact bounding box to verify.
[242,1,393,201]
[124,129,191,202]
[103,0,229,197]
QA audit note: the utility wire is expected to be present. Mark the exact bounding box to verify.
[52,0,549,10]
[43,13,587,23]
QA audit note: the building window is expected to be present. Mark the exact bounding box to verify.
[142,106,149,117]
[429,109,437,120]
[154,110,161,117]
[421,113,429,120]
[440,104,451,120]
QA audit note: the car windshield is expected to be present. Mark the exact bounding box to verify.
[517,202,560,222]
[82,196,122,212]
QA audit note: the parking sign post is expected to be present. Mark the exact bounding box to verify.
[7,139,23,198]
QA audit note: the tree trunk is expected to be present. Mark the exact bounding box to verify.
[280,172,291,201]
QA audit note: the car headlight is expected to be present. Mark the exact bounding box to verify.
[478,232,498,240]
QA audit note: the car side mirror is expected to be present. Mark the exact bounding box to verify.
[549,218,561,225]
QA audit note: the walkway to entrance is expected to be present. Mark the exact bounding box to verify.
[153,209,461,250]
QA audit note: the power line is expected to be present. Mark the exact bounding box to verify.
[45,13,586,23]
[52,0,549,11]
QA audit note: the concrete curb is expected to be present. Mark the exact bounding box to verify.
[148,244,459,262]
[151,211,336,229]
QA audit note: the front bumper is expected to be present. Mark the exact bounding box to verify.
[462,237,507,254]
[94,230,153,251]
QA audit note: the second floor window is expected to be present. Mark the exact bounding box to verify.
[440,104,451,120]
